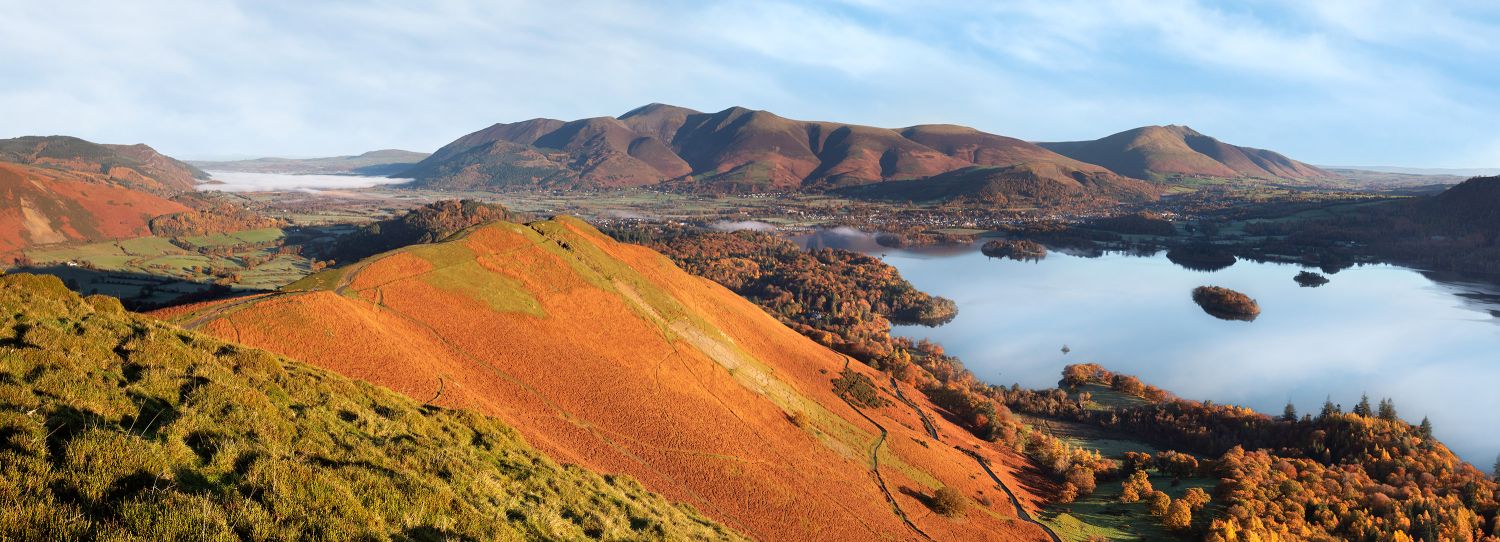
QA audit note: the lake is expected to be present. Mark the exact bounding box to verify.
[792,227,1500,465]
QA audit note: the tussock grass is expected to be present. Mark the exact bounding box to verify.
[0,272,743,541]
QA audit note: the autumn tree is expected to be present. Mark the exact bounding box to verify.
[1057,482,1079,504]
[1122,451,1153,473]
[1182,487,1211,511]
[1158,451,1200,480]
[1066,465,1097,496]
[1147,491,1170,517]
[1163,499,1192,530]
[1120,470,1152,503]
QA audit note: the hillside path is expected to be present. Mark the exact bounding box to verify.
[887,375,1062,542]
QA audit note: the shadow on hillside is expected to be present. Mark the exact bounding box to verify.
[10,265,271,312]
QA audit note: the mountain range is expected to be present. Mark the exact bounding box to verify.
[400,104,1164,204]
[190,149,429,176]
[400,104,1337,203]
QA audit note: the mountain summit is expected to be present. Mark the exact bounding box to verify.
[1039,125,1334,182]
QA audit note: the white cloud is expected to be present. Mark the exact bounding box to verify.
[0,0,1495,166]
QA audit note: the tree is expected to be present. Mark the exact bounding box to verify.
[1066,465,1097,496]
[1493,453,1500,479]
[1418,417,1433,441]
[1319,397,1340,420]
[1182,487,1211,511]
[1377,398,1398,421]
[1147,491,1171,517]
[1057,482,1079,504]
[1353,394,1372,417]
[930,487,968,518]
[1281,402,1297,422]
[1164,499,1192,530]
[1120,470,1152,503]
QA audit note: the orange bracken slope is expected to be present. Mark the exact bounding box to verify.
[0,162,191,255]
[157,217,1053,542]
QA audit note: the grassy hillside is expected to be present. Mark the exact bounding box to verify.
[161,216,1055,541]
[0,272,743,541]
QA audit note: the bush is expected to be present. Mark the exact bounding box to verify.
[930,487,968,518]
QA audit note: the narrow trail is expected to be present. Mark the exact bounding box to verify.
[179,292,289,330]
[887,376,1063,542]
[838,357,933,542]
[345,240,765,540]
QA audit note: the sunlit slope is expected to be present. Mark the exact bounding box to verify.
[0,162,191,254]
[0,272,743,541]
[162,217,1051,541]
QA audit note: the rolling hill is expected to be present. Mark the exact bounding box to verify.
[401,104,1160,203]
[1039,125,1336,183]
[0,136,219,258]
[0,136,206,195]
[190,149,430,176]
[0,272,744,540]
[157,215,1056,541]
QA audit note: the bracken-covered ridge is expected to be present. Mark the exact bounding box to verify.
[160,215,1056,541]
[0,272,744,541]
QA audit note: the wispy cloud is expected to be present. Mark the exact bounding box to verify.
[0,0,1495,166]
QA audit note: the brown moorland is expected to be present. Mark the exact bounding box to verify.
[158,216,1056,541]
[401,104,1161,203]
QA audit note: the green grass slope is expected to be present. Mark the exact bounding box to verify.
[0,273,743,541]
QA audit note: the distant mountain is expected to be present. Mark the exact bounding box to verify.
[1334,165,1500,177]
[401,104,1160,204]
[0,136,210,257]
[1039,125,1335,183]
[191,149,429,176]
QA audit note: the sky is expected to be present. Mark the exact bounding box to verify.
[2,0,1498,167]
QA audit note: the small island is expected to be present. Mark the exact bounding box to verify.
[981,239,1047,261]
[1192,286,1260,321]
[1294,270,1330,287]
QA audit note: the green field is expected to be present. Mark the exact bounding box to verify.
[1025,414,1218,541]
[18,228,315,308]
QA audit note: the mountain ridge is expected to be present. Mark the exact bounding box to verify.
[400,104,1161,203]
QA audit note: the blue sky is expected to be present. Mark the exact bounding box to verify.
[2,0,1498,167]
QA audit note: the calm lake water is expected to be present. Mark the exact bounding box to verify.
[791,227,1500,465]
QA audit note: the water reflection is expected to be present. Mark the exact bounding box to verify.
[797,228,1500,465]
